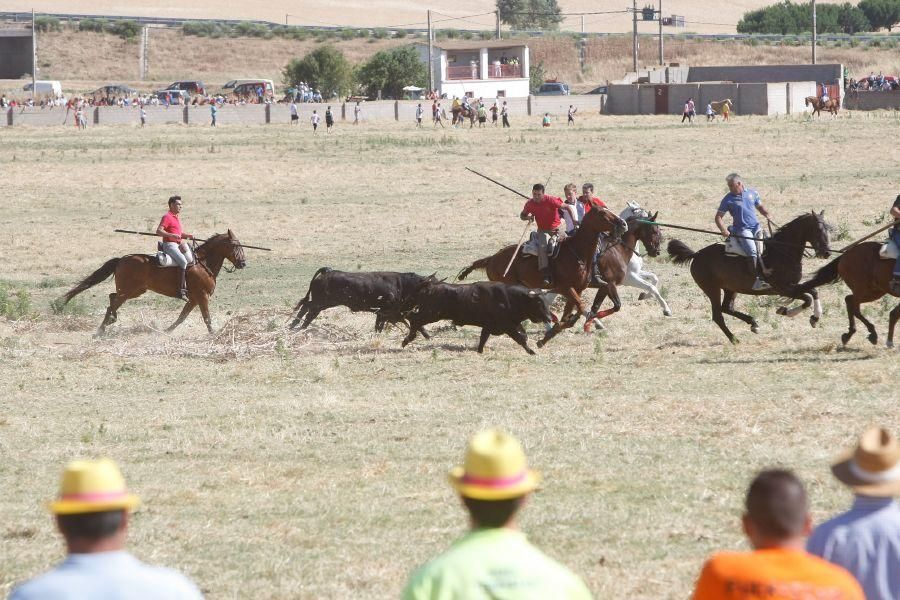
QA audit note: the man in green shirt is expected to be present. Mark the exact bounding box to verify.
[402,429,593,600]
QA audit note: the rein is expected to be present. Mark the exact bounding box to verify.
[639,219,839,254]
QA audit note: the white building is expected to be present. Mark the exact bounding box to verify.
[415,40,530,99]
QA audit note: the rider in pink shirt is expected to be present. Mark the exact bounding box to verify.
[156,196,194,301]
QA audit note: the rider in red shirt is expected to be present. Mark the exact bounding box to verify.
[579,183,610,286]
[521,184,563,286]
[155,195,194,301]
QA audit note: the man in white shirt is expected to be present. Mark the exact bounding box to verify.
[310,109,320,134]
[10,458,203,600]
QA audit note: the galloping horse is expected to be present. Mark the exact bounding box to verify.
[584,207,663,330]
[58,230,247,336]
[667,212,831,343]
[795,242,900,347]
[451,105,477,127]
[805,96,840,117]
[457,206,627,347]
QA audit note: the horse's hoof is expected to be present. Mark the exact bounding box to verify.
[809,315,819,328]
[775,306,787,316]
[583,321,593,333]
[729,337,739,345]
[536,339,545,349]
[867,333,878,345]
[841,333,851,346]
[637,292,648,301]
[663,310,672,317]
[751,324,759,334]
[886,340,894,349]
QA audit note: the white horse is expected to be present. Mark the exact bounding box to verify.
[617,201,672,318]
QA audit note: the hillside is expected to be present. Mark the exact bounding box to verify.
[7,0,837,35]
[21,28,900,95]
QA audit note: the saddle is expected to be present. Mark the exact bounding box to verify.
[520,231,561,259]
[724,229,765,258]
[153,241,180,268]
[879,239,900,260]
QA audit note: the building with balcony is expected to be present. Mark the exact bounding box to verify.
[414,40,530,99]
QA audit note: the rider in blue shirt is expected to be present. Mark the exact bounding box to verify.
[715,173,774,291]
[890,194,900,294]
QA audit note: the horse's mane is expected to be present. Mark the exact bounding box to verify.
[196,233,229,252]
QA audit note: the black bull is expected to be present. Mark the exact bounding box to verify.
[289,268,435,336]
[401,281,554,354]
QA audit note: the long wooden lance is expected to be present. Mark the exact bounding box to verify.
[114,229,272,251]
[836,220,899,253]
[465,167,530,199]
[637,220,843,253]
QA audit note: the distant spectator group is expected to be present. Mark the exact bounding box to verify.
[848,71,900,92]
[9,425,900,599]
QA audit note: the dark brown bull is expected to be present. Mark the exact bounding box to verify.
[401,281,553,354]
[289,268,436,337]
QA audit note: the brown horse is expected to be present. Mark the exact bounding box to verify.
[584,210,662,330]
[667,212,831,343]
[795,241,900,347]
[457,206,628,347]
[805,96,839,117]
[451,105,477,127]
[58,230,247,336]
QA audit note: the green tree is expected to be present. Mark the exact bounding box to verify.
[497,0,563,30]
[357,46,426,99]
[737,1,871,33]
[859,0,900,31]
[282,46,355,99]
[529,60,546,93]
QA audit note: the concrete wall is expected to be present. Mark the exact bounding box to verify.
[844,91,900,111]
[533,94,603,115]
[0,31,32,79]
[738,83,769,115]
[637,85,656,115]
[439,79,530,99]
[666,66,690,84]
[666,84,701,114]
[606,85,638,115]
[767,83,788,115]
[698,84,739,115]
[688,64,842,85]
[788,82,817,114]
[12,107,76,127]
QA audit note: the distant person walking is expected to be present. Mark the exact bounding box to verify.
[723,101,730,121]
[210,102,218,127]
[682,99,693,123]
[310,110,320,134]
[490,102,498,126]
[415,103,423,127]
[325,106,334,132]
[140,106,146,128]
[705,102,715,122]
[501,101,510,128]
[290,100,299,125]
[9,459,203,600]
[433,102,444,128]
[353,101,361,125]
[692,469,864,600]
[808,426,900,600]
[567,105,577,125]
[401,429,592,600]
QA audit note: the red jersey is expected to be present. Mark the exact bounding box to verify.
[579,195,607,215]
[158,211,183,243]
[522,195,564,230]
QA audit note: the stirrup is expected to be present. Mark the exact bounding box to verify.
[178,288,189,301]
[752,278,772,291]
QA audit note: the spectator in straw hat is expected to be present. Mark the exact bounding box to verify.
[401,429,591,600]
[10,458,202,600]
[808,426,900,600]
[692,469,863,600]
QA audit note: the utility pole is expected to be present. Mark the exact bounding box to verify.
[31,8,37,101]
[581,14,585,34]
[427,10,434,93]
[811,0,817,64]
[658,0,664,65]
[632,0,638,73]
[495,10,501,39]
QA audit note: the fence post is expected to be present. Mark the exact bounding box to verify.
[93,107,100,125]
[183,106,189,125]
[341,102,346,121]
[394,100,399,121]
[6,107,12,126]
[265,103,271,124]
[527,95,532,116]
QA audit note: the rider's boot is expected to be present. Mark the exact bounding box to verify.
[592,259,608,286]
[178,268,189,301]
[890,276,900,296]
[540,267,553,288]
[750,257,771,291]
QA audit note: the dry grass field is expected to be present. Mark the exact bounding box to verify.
[1,110,899,599]
[14,0,790,34]
[18,29,900,95]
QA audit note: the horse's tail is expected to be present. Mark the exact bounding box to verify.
[59,258,120,306]
[294,266,331,311]
[667,239,697,265]
[796,257,841,295]
[457,256,491,281]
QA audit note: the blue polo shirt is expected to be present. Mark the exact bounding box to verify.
[718,188,762,231]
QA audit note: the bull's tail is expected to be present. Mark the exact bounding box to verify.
[58,258,120,306]
[667,239,697,265]
[457,257,491,281]
[796,257,841,295]
[294,266,331,311]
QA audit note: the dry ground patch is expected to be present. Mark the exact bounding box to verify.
[1,111,899,598]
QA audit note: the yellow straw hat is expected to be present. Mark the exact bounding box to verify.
[831,427,900,497]
[449,430,540,501]
[49,459,141,515]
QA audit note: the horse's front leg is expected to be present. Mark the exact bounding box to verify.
[196,294,214,334]
[775,287,813,319]
[537,292,579,348]
[167,301,197,333]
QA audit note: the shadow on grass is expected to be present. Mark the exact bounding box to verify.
[695,347,877,365]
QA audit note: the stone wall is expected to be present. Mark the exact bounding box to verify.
[844,91,900,111]
[688,64,842,85]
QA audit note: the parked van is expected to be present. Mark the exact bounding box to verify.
[164,80,206,96]
[222,79,275,98]
[535,82,570,96]
[23,80,63,97]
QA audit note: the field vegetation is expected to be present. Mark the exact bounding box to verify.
[1,111,898,598]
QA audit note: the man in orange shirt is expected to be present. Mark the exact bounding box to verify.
[692,469,864,600]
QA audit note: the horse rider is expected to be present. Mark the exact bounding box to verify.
[820,83,830,105]
[890,194,900,294]
[579,183,609,286]
[156,195,195,301]
[560,183,582,237]
[715,173,774,291]
[521,184,564,287]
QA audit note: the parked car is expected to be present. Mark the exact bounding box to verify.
[222,79,275,99]
[535,82,570,96]
[587,85,608,95]
[154,89,191,104]
[23,80,63,97]
[164,80,206,96]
